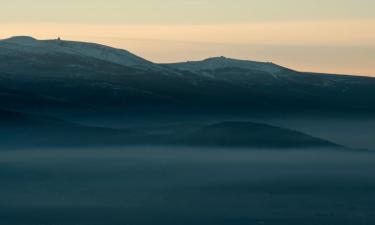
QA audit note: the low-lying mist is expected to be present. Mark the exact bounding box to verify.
[1,147,374,225]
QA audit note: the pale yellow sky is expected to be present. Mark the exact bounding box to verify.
[1,0,375,76]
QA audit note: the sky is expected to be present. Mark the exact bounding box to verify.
[0,0,374,76]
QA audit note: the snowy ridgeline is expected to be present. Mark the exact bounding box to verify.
[0,36,286,74]
[0,36,156,69]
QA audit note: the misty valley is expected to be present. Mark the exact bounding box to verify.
[1,147,375,225]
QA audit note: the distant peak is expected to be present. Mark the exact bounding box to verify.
[204,56,270,64]
[5,36,37,41]
[204,56,229,61]
[200,56,273,66]
[2,36,39,45]
[210,56,227,59]
[167,56,285,73]
[215,56,227,59]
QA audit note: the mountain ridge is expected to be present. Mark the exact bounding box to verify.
[0,36,301,75]
[0,36,159,70]
[0,36,375,117]
[2,36,374,78]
